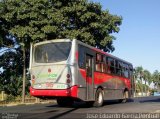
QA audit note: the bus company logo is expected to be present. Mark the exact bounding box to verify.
[48,74,58,78]
[37,73,58,79]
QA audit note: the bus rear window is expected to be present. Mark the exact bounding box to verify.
[34,42,71,63]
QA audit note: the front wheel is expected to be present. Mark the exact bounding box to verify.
[93,89,104,107]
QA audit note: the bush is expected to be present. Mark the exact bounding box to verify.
[6,95,16,102]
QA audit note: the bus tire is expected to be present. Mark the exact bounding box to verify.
[119,90,129,103]
[57,98,73,107]
[86,101,94,107]
[93,89,104,107]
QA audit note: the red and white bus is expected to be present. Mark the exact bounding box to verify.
[29,39,134,107]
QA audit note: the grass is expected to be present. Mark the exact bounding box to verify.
[0,92,55,106]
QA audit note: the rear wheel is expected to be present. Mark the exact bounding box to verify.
[57,97,74,107]
[93,89,104,107]
[86,101,94,107]
[119,90,129,103]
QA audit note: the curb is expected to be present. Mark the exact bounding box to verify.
[0,100,56,107]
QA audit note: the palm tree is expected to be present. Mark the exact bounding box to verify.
[148,74,153,87]
[143,70,151,96]
[152,70,160,91]
[135,66,144,96]
[135,80,143,95]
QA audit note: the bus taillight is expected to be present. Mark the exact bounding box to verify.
[48,68,51,73]
[67,79,71,84]
[66,74,71,84]
[66,74,70,78]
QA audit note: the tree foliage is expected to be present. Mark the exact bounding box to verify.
[0,48,30,96]
[134,66,144,95]
[0,0,122,52]
[134,66,160,94]
[152,70,160,89]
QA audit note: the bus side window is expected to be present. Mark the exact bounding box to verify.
[101,55,106,73]
[96,54,101,72]
[96,53,102,61]
[108,57,115,74]
[119,62,123,76]
[96,54,106,72]
[78,45,85,69]
[121,63,125,77]
[115,61,122,76]
[115,60,120,76]
[101,63,106,73]
[124,64,129,78]
[129,65,133,79]
[106,57,110,74]
[96,63,101,72]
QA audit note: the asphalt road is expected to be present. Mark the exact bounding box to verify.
[0,96,160,119]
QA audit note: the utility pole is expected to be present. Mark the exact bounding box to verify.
[22,42,26,103]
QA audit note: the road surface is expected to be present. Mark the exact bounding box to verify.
[0,96,160,119]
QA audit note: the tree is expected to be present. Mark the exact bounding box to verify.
[135,80,142,94]
[135,66,144,96]
[0,0,122,99]
[0,0,122,52]
[143,70,151,96]
[0,49,30,96]
[152,70,160,90]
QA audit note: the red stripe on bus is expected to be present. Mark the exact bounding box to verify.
[79,69,131,89]
[30,85,78,98]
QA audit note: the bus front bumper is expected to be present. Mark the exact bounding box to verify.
[30,85,78,98]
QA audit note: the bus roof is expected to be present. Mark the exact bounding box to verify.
[33,39,71,46]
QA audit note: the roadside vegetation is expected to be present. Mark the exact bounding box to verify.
[134,66,160,96]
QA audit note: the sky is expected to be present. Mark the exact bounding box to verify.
[92,0,160,73]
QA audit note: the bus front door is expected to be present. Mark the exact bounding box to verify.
[86,54,94,100]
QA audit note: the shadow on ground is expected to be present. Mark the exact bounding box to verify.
[46,99,130,108]
[133,96,160,103]
[45,101,125,119]
[139,98,160,103]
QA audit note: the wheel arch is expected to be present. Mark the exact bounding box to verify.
[124,88,129,92]
[93,86,104,107]
[95,86,104,97]
[124,87,131,98]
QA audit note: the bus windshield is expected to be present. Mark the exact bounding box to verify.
[34,42,71,63]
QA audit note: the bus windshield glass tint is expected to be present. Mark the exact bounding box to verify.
[34,42,71,63]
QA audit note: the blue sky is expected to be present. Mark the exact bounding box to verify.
[92,0,160,73]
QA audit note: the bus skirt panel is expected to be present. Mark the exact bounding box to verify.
[30,85,78,98]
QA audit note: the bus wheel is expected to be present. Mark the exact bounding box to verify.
[86,101,94,107]
[119,90,129,103]
[57,98,74,107]
[93,89,104,107]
